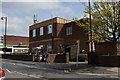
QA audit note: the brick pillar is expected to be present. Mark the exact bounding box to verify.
[66,52,69,63]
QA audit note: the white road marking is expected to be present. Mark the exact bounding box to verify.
[6,69,43,78]
[10,63,16,65]
[8,63,31,68]
[6,69,15,73]
[31,66,38,68]
[24,65,31,68]
[15,71,28,76]
[13,63,39,69]
[36,74,44,78]
[15,71,43,78]
[3,61,39,69]
[110,75,119,78]
[29,74,41,78]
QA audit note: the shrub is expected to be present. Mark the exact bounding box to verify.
[78,54,88,62]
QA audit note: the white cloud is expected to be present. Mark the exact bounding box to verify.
[2,2,73,15]
[7,2,69,10]
[3,2,60,11]
[0,2,74,36]
[0,12,31,36]
[2,0,81,2]
[52,5,72,15]
[2,0,119,2]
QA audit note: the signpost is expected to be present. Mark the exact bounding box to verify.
[76,40,80,68]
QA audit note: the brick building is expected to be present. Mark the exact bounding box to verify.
[29,17,89,59]
[0,35,29,54]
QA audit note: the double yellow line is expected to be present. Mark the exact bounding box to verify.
[71,72,118,76]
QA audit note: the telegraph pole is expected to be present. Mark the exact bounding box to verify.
[88,0,93,52]
[51,15,54,54]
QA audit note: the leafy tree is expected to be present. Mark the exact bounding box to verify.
[74,1,120,42]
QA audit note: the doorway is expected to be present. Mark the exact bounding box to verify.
[65,47,71,60]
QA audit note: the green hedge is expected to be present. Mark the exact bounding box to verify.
[70,54,88,62]
[78,54,88,61]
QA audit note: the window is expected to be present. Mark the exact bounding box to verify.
[40,45,44,49]
[66,27,72,35]
[32,29,36,37]
[40,45,44,53]
[0,37,3,43]
[40,27,44,36]
[48,25,53,34]
[47,44,52,53]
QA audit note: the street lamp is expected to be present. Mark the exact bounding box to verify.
[1,17,7,54]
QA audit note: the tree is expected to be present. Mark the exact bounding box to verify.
[74,1,120,42]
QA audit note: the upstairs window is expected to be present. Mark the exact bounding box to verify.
[66,27,72,35]
[40,27,44,36]
[32,29,36,37]
[48,25,53,34]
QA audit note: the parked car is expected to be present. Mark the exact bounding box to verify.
[0,68,5,80]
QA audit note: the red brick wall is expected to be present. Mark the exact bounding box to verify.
[2,54,33,61]
[88,53,120,67]
[95,43,120,55]
[58,21,89,59]
[5,35,29,46]
[2,53,69,63]
[98,55,120,67]
[59,22,89,53]
[117,43,120,55]
[29,18,89,60]
[48,53,69,63]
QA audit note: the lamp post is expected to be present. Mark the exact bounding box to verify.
[1,17,7,54]
[88,0,93,52]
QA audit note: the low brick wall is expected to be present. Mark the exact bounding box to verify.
[88,53,99,64]
[88,53,120,67]
[98,55,120,67]
[95,42,120,55]
[2,53,69,63]
[48,53,69,63]
[2,54,33,61]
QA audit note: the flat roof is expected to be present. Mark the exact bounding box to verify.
[29,17,71,30]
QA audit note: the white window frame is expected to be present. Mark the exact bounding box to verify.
[40,27,44,36]
[32,29,36,37]
[48,24,53,34]
[66,27,72,35]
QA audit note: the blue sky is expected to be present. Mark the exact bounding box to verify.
[0,1,89,36]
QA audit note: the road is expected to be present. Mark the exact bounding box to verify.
[0,58,119,80]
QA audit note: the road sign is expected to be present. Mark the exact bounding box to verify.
[76,40,80,43]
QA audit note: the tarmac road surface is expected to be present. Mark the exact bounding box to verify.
[0,58,119,80]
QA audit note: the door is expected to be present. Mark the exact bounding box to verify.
[65,47,71,60]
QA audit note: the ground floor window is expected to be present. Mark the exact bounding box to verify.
[40,45,44,49]
[47,44,52,53]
